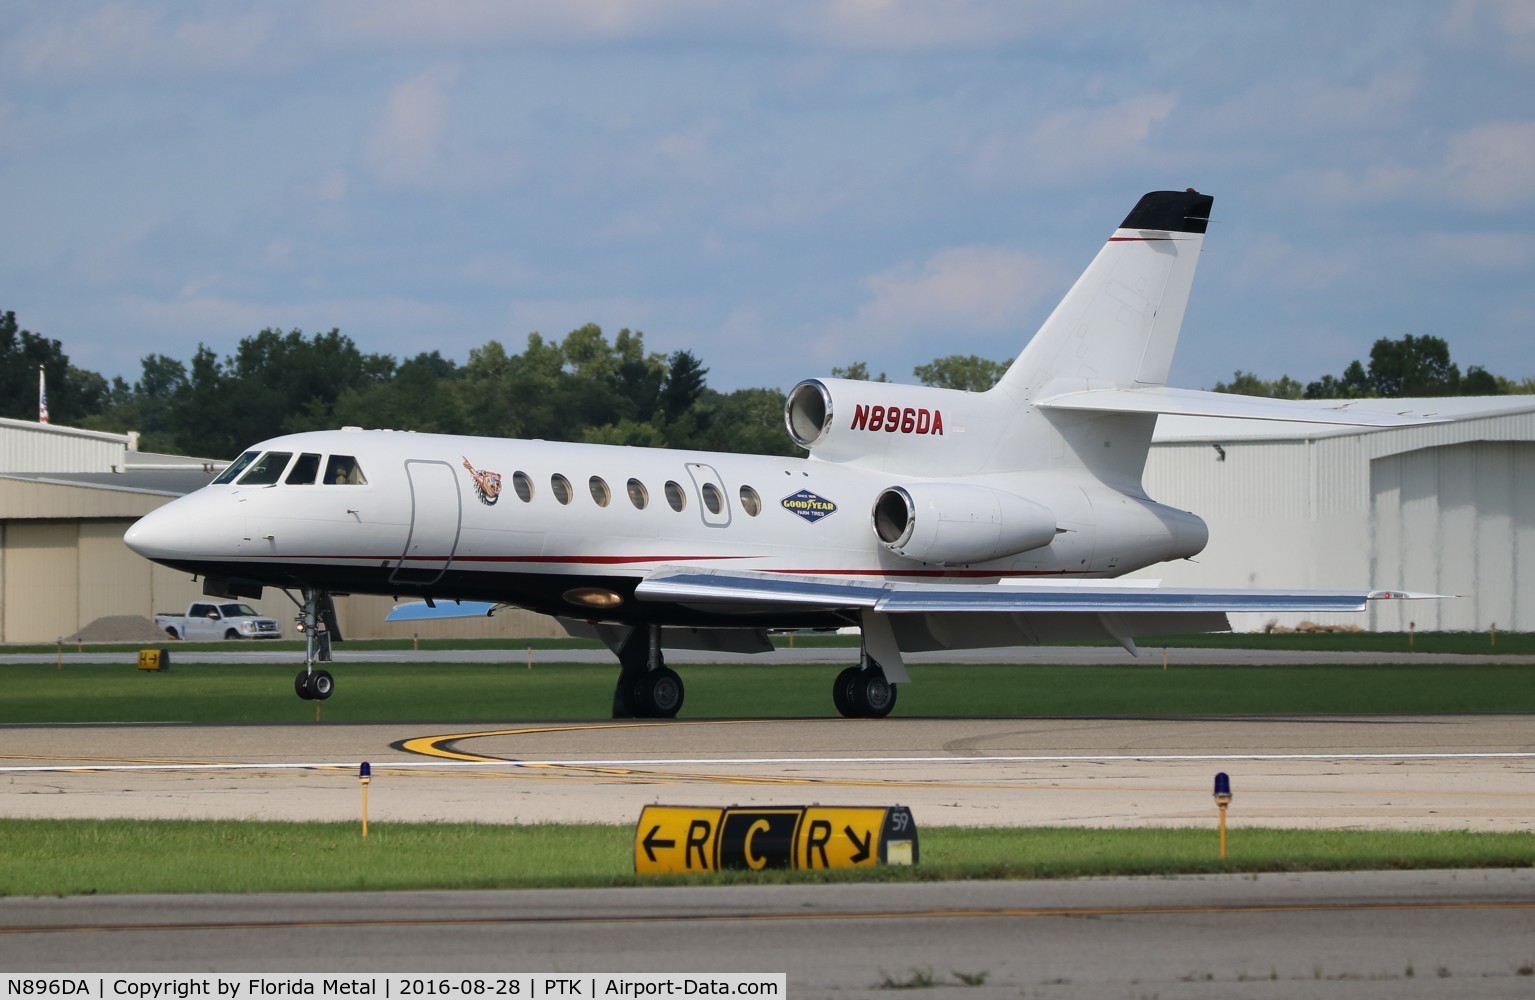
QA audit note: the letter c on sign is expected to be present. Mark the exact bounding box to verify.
[744,818,770,870]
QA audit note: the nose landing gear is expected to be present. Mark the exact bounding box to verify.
[290,587,338,701]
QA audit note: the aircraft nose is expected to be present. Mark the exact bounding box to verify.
[124,501,188,560]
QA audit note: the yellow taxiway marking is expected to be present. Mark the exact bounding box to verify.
[400,718,820,762]
[6,900,1534,936]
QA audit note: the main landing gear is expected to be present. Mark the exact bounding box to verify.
[832,647,897,719]
[612,624,684,719]
[290,587,337,701]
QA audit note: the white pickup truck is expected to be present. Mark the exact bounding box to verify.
[155,601,283,640]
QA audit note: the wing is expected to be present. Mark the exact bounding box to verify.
[635,567,1442,681]
[634,566,1433,614]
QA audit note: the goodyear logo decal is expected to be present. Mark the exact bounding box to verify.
[782,489,836,523]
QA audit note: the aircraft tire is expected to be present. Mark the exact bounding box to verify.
[294,670,315,700]
[832,666,862,718]
[851,668,896,719]
[632,667,684,718]
[309,669,335,700]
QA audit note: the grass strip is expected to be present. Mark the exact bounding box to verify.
[2,661,1533,724]
[1,819,1529,897]
[6,630,1532,655]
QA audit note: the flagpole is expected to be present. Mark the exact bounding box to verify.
[38,365,49,424]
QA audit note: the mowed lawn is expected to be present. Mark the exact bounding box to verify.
[3,659,1535,723]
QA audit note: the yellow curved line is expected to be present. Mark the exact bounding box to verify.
[400,718,806,762]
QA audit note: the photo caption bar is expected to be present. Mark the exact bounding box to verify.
[3,976,786,999]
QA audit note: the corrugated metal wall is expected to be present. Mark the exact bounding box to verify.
[1143,414,1535,632]
[0,418,131,474]
[1368,442,1535,631]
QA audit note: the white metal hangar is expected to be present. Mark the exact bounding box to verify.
[1139,396,1535,632]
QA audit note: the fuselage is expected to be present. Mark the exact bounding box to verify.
[124,426,1208,628]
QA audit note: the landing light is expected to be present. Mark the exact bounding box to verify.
[563,587,624,609]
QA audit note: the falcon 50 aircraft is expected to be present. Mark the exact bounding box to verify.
[125,190,1434,718]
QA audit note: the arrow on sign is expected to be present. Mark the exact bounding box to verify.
[642,825,676,862]
[846,825,871,863]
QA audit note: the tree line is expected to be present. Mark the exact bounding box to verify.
[1211,333,1532,400]
[5,308,1526,459]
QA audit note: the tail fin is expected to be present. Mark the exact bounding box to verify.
[995,189,1212,400]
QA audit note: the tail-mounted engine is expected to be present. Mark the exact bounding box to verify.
[872,482,1058,565]
[785,378,1009,472]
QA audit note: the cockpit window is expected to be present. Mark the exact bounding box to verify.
[285,453,322,485]
[214,451,259,485]
[237,451,293,486]
[325,455,367,485]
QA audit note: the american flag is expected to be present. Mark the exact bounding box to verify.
[38,365,48,424]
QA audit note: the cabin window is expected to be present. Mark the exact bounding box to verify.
[238,451,293,486]
[325,455,368,485]
[665,480,687,512]
[285,453,321,485]
[589,476,611,507]
[214,451,259,485]
[740,485,761,516]
[701,482,724,515]
[627,478,649,509]
[551,474,573,505]
[513,471,534,502]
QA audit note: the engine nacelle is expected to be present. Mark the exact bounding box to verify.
[785,378,1008,472]
[872,482,1058,565]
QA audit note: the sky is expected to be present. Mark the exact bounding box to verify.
[3,1,1533,397]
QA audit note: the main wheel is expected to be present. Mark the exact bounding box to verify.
[632,667,684,718]
[851,669,897,718]
[832,666,862,718]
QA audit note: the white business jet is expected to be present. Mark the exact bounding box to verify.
[124,190,1433,718]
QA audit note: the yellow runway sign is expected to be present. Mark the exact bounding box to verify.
[635,804,917,874]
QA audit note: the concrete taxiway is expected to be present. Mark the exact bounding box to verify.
[3,871,1534,997]
[3,715,1532,829]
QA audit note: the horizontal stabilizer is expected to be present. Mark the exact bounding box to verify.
[1036,387,1445,427]
[386,600,499,622]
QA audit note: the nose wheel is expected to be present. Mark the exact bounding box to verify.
[295,668,334,701]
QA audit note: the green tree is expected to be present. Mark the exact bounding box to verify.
[1213,370,1304,399]
[1364,333,1460,397]
[1305,359,1371,400]
[831,361,886,382]
[1459,365,1502,395]
[913,354,1008,391]
[0,311,109,424]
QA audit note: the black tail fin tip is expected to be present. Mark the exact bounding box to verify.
[1119,190,1214,234]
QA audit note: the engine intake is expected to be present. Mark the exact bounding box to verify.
[873,482,1057,565]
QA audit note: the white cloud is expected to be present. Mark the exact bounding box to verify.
[1287,119,1535,212]
[1418,231,1535,271]
[968,94,1178,187]
[805,246,1060,371]
[1442,121,1535,209]
[5,3,281,80]
[365,65,458,188]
